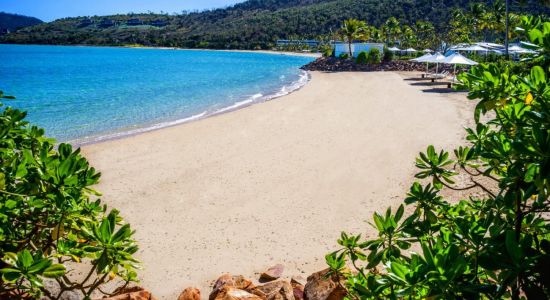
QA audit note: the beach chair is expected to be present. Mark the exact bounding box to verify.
[428,71,449,82]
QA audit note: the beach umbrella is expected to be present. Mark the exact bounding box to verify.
[508,45,537,54]
[441,53,478,84]
[404,48,417,53]
[411,53,433,73]
[423,49,434,53]
[426,52,446,74]
[388,47,401,52]
[452,44,489,52]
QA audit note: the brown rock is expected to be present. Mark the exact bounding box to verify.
[210,274,255,300]
[178,288,201,300]
[214,287,263,300]
[291,283,304,300]
[250,281,294,300]
[290,276,306,287]
[260,264,285,281]
[100,290,156,300]
[303,269,346,300]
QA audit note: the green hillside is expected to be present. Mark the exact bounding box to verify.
[0,12,42,32]
[0,0,548,49]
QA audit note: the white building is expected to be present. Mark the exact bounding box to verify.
[334,42,385,57]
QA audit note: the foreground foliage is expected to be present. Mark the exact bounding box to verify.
[327,17,550,299]
[0,92,139,299]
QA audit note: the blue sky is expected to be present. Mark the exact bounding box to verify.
[1,0,245,21]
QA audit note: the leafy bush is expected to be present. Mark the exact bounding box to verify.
[319,44,333,57]
[326,18,550,299]
[338,53,349,59]
[356,51,369,65]
[0,92,139,299]
[383,47,394,62]
[367,48,381,64]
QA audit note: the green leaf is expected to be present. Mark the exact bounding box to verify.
[19,250,34,269]
[42,264,66,278]
[0,268,21,282]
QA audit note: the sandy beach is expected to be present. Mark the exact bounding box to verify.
[81,71,473,299]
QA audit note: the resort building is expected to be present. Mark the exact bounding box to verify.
[334,42,385,57]
[78,18,94,27]
[0,28,10,35]
[276,40,320,48]
[98,19,115,28]
[151,20,168,27]
[127,19,144,26]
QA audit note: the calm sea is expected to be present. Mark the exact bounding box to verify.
[0,45,314,143]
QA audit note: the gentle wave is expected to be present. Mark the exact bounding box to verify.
[71,70,311,146]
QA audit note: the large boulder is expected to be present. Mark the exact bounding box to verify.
[178,288,201,300]
[303,269,346,300]
[260,264,285,282]
[210,274,255,300]
[213,287,263,300]
[249,280,294,300]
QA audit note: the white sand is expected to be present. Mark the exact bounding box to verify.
[81,72,473,299]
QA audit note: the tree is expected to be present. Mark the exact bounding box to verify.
[384,17,401,46]
[340,18,366,58]
[326,17,550,299]
[0,93,139,299]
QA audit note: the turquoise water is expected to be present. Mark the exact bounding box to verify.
[0,45,314,143]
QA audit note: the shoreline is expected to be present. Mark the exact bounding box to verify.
[1,43,322,58]
[69,70,312,147]
[81,71,474,299]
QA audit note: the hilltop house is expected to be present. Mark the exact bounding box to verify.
[277,40,320,48]
[127,19,143,26]
[334,42,385,57]
[151,20,168,27]
[0,28,10,35]
[78,18,94,27]
[98,19,115,28]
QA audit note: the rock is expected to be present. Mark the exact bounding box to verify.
[100,290,156,300]
[290,276,306,287]
[214,287,263,300]
[210,274,255,300]
[260,264,285,281]
[291,283,304,300]
[178,288,201,300]
[250,281,294,300]
[303,269,346,300]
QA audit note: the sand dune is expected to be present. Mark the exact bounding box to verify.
[82,71,474,299]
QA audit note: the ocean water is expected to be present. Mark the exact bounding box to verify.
[0,45,314,143]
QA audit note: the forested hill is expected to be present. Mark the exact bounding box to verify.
[0,12,43,32]
[0,0,548,49]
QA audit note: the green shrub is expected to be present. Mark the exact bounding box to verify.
[338,53,349,59]
[383,47,394,62]
[319,44,334,57]
[356,51,368,64]
[0,92,139,299]
[326,17,550,299]
[367,48,381,64]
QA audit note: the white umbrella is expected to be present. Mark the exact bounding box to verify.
[426,52,446,75]
[452,44,489,52]
[508,45,537,54]
[441,53,478,83]
[423,49,434,53]
[388,47,401,52]
[405,48,417,52]
[411,53,433,74]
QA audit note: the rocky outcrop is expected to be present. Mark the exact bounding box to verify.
[250,281,294,300]
[303,269,346,300]
[178,287,201,300]
[100,289,156,300]
[301,57,467,73]
[260,264,285,282]
[210,274,256,300]
[214,287,263,300]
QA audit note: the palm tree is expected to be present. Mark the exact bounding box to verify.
[384,17,401,45]
[341,19,366,57]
